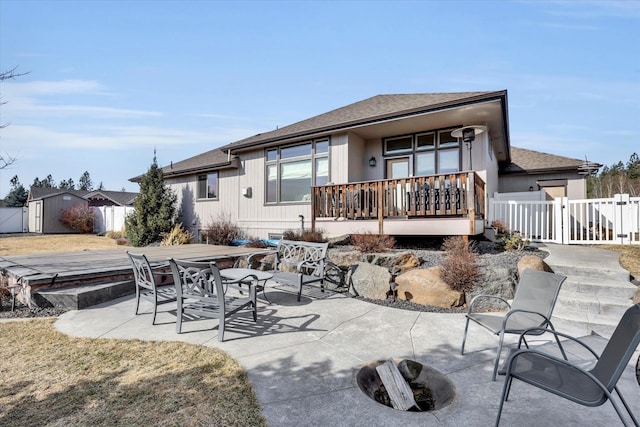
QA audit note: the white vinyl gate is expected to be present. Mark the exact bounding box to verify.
[92,206,134,234]
[0,207,28,233]
[488,193,640,245]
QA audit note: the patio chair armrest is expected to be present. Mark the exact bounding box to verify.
[466,294,511,314]
[517,327,601,359]
[297,259,324,275]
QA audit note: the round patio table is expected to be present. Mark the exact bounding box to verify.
[219,268,273,303]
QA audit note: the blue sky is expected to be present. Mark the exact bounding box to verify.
[1,0,638,196]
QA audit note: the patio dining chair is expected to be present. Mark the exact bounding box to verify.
[127,251,177,325]
[461,268,566,380]
[495,303,640,426]
[168,258,257,342]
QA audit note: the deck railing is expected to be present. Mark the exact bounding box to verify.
[312,172,485,222]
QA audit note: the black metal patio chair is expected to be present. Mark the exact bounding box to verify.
[127,251,176,325]
[461,268,567,380]
[168,258,257,342]
[495,303,640,426]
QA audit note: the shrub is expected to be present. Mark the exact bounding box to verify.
[201,213,245,246]
[491,220,529,252]
[160,223,193,246]
[440,236,479,293]
[282,229,326,243]
[351,232,395,253]
[125,155,178,247]
[59,205,95,233]
[106,227,126,240]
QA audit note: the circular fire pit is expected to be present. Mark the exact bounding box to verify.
[357,359,455,412]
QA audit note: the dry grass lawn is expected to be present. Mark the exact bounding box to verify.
[0,235,266,426]
[0,320,267,426]
[0,234,129,256]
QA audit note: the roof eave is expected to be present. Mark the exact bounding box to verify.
[225,91,509,154]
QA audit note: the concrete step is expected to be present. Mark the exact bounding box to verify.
[552,307,621,338]
[549,263,630,282]
[561,276,638,299]
[34,280,135,310]
[556,289,634,318]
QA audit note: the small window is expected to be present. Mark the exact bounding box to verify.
[416,132,435,150]
[385,136,413,154]
[197,172,218,199]
[281,143,312,160]
[266,149,277,162]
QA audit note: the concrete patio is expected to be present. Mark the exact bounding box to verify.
[54,283,640,426]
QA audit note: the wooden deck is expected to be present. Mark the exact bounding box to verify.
[0,244,268,288]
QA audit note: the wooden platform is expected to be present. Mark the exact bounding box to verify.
[0,244,268,288]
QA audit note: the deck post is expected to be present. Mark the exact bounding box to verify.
[468,173,476,235]
[377,181,384,234]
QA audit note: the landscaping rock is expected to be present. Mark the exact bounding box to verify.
[348,262,391,300]
[328,250,363,270]
[517,255,547,276]
[395,267,464,308]
[466,266,515,310]
[364,251,421,274]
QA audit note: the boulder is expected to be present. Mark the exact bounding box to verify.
[395,267,464,308]
[517,255,547,276]
[364,251,422,274]
[465,266,515,311]
[348,262,392,300]
[328,250,363,270]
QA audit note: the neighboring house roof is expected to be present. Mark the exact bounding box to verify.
[84,190,138,206]
[502,147,587,175]
[221,91,508,153]
[28,187,89,201]
[28,187,138,205]
[129,149,238,182]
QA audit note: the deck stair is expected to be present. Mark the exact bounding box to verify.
[541,244,638,338]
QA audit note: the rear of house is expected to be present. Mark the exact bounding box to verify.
[133,90,592,241]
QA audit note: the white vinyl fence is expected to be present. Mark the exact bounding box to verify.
[488,193,640,245]
[92,206,134,234]
[0,207,28,233]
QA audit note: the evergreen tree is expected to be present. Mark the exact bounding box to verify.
[98,181,105,191]
[78,171,93,191]
[125,155,177,246]
[4,175,28,207]
[59,178,75,189]
[32,174,55,188]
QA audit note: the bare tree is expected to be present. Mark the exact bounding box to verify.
[1,66,29,169]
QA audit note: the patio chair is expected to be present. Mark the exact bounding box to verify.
[461,268,566,380]
[127,251,176,325]
[495,303,640,426]
[168,258,257,342]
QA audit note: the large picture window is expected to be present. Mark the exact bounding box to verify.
[197,172,218,199]
[383,128,460,178]
[265,138,329,204]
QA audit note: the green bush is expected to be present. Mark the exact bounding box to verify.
[201,213,245,245]
[440,236,479,293]
[351,232,395,253]
[491,220,529,251]
[59,205,95,233]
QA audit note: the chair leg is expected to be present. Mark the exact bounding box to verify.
[297,277,303,302]
[613,386,640,427]
[493,331,506,381]
[461,317,470,355]
[151,295,158,325]
[175,301,183,334]
[494,374,512,427]
[218,316,225,342]
[134,289,141,315]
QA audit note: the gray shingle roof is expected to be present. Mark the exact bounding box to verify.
[130,149,235,182]
[221,91,507,152]
[503,147,585,174]
[29,187,138,206]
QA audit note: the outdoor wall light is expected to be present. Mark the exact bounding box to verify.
[529,186,534,191]
[369,157,376,167]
